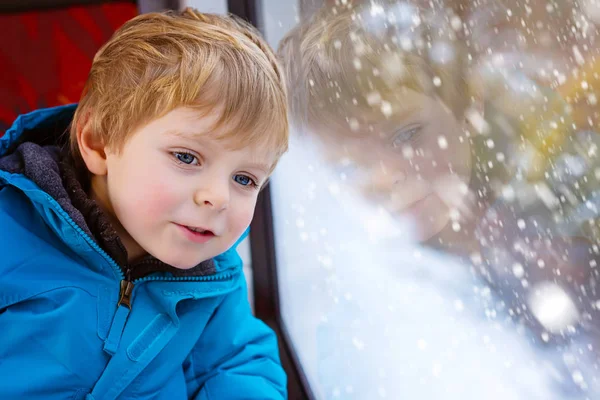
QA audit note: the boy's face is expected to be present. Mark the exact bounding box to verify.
[98,107,273,269]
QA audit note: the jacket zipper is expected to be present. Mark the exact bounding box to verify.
[105,266,134,355]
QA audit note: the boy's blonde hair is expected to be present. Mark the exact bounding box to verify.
[71,8,288,171]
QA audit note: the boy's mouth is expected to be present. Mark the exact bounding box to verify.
[186,226,213,235]
[175,223,216,243]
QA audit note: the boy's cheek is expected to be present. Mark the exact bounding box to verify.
[231,204,256,236]
[143,183,181,216]
[132,169,182,216]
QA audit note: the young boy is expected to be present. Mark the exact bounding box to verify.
[0,8,288,400]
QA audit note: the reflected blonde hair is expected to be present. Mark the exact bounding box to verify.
[278,1,469,137]
[71,8,288,171]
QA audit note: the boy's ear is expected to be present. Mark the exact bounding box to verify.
[77,116,108,176]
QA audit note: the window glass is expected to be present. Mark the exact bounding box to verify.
[264,0,600,398]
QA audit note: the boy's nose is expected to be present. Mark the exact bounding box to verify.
[194,185,229,211]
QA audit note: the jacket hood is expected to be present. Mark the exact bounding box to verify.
[0,104,76,158]
[0,105,96,240]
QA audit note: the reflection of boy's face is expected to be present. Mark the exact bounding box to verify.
[325,89,472,241]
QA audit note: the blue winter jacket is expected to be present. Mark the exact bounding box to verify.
[0,105,287,399]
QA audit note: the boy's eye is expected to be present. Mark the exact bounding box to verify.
[174,152,198,165]
[392,125,422,147]
[233,174,257,187]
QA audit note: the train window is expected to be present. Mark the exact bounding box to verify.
[261,0,600,398]
[180,0,227,15]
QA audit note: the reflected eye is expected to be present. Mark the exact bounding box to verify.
[234,174,258,188]
[392,126,422,147]
[173,152,198,165]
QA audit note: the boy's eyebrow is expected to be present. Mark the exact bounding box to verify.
[245,163,271,175]
[166,129,225,148]
[166,129,206,140]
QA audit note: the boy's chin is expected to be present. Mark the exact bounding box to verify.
[146,248,211,270]
[163,255,208,269]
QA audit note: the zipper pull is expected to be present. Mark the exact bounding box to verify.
[103,270,134,356]
[118,266,134,309]
[118,280,134,309]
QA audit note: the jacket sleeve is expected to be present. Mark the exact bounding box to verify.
[183,273,287,400]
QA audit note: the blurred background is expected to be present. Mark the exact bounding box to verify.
[2,0,600,399]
